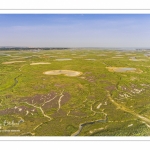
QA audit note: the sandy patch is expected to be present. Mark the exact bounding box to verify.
[2,61,26,64]
[112,57,123,58]
[97,103,102,109]
[43,70,82,77]
[89,128,104,134]
[55,58,72,61]
[19,108,22,112]
[85,59,96,61]
[128,124,133,127]
[106,67,142,73]
[30,62,51,65]
[129,59,147,61]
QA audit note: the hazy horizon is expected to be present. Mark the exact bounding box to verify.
[1,14,150,47]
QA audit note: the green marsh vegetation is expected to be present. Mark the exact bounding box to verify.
[0,49,150,136]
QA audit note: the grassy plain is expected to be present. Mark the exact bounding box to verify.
[0,49,150,136]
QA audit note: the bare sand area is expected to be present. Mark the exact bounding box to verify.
[112,57,123,58]
[55,59,72,61]
[106,67,142,73]
[129,58,147,61]
[30,62,51,65]
[43,70,82,77]
[2,61,26,64]
[85,59,96,61]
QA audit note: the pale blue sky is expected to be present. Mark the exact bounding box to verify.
[0,14,150,47]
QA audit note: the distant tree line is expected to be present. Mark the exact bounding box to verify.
[0,47,69,51]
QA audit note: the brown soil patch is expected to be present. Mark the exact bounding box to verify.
[42,92,70,110]
[41,96,59,110]
[19,91,70,111]
[85,76,96,83]
[105,85,116,92]
[60,92,71,105]
[54,83,67,88]
[51,109,67,118]
[19,91,57,105]
[0,106,35,116]
[1,91,71,116]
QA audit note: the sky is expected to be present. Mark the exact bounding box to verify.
[0,14,150,47]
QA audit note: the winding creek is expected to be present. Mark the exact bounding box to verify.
[72,89,150,136]
[0,74,22,92]
[71,115,107,136]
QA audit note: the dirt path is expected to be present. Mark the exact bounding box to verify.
[21,90,65,132]
[33,123,43,131]
[24,102,52,120]
[57,91,64,112]
[107,91,150,126]
[42,95,57,106]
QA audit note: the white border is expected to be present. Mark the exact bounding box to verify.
[0,9,150,14]
[0,0,150,10]
[0,136,150,140]
[0,0,150,142]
